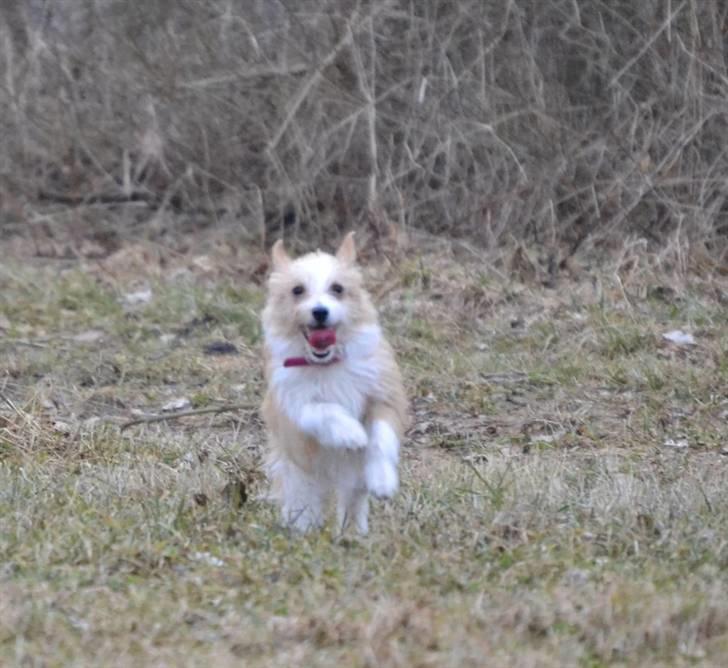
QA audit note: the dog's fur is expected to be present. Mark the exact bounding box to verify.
[261,233,408,533]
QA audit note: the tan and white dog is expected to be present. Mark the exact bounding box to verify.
[261,232,408,534]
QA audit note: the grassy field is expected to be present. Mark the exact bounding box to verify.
[1,235,727,667]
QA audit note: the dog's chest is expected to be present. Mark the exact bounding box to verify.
[277,361,377,419]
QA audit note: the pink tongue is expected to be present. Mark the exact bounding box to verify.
[308,328,336,350]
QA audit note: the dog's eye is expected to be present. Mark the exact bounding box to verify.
[330,283,344,295]
[292,285,305,296]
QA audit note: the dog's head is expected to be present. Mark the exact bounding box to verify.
[262,232,377,364]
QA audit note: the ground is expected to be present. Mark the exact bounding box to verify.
[1,233,727,667]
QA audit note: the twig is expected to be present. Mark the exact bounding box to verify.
[38,189,158,206]
[180,64,309,88]
[2,338,51,349]
[0,391,24,418]
[120,403,257,432]
[608,0,687,88]
[351,14,378,209]
[480,372,528,383]
[266,21,357,154]
[266,2,393,154]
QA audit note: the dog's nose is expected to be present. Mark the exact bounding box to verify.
[312,306,329,324]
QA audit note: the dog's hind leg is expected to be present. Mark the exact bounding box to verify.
[336,484,369,535]
[274,458,325,532]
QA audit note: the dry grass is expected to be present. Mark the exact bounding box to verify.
[2,3,728,662]
[1,1,727,260]
[1,236,726,666]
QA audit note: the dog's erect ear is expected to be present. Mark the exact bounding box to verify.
[271,239,291,271]
[336,231,357,265]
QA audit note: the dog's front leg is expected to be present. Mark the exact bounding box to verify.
[296,402,368,449]
[364,405,402,499]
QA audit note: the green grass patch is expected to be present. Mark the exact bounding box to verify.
[1,255,727,666]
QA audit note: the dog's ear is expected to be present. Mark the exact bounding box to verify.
[336,231,357,265]
[271,239,291,271]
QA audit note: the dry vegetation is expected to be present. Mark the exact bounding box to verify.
[1,237,727,666]
[1,1,728,666]
[0,1,727,258]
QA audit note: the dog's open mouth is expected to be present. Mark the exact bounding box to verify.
[302,325,337,362]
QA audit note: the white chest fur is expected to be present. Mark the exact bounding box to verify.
[268,325,382,421]
[273,360,376,420]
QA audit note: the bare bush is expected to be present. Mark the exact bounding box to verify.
[0,0,727,257]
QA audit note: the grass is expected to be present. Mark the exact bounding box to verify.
[1,241,727,666]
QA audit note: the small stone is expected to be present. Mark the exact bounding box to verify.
[191,552,224,567]
[662,330,695,346]
[203,341,239,356]
[162,397,191,412]
[73,329,105,343]
[563,569,589,586]
[193,493,209,507]
[123,288,153,306]
[52,420,73,436]
[663,438,688,450]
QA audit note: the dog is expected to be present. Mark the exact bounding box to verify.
[261,232,408,534]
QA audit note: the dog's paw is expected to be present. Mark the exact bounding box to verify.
[284,511,324,533]
[365,457,399,499]
[321,415,368,449]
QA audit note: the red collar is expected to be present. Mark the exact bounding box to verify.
[283,356,340,368]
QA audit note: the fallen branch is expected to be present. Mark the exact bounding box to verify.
[120,403,257,432]
[38,189,158,206]
[480,372,528,383]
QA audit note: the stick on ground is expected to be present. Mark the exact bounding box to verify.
[120,404,257,432]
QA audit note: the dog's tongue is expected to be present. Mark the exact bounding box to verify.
[308,328,336,350]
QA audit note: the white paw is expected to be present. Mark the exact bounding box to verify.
[320,416,368,449]
[365,457,399,499]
